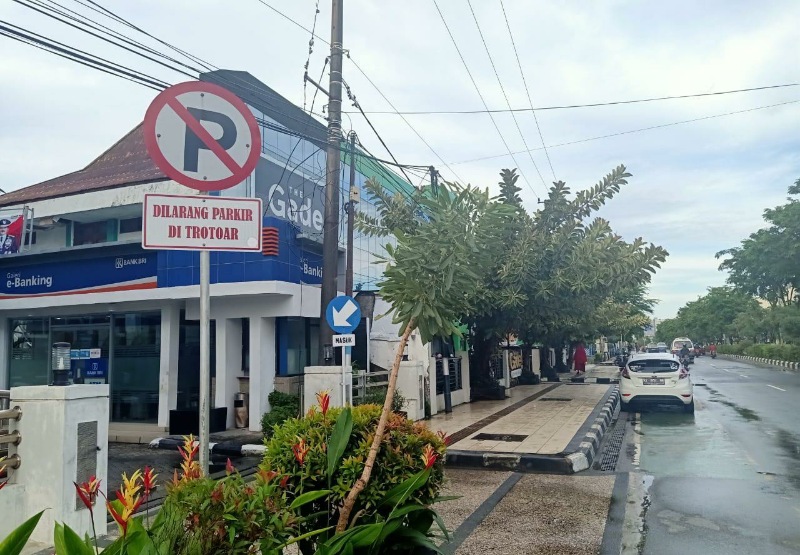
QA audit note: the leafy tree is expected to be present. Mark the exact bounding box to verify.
[717,178,800,307]
[339,177,513,532]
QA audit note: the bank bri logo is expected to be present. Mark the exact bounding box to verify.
[115,257,124,269]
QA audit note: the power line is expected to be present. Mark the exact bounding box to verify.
[346,82,800,115]
[248,0,464,184]
[432,0,538,198]
[0,19,168,90]
[451,97,800,165]
[499,0,556,182]
[466,0,545,190]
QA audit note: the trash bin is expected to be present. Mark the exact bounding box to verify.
[234,392,249,429]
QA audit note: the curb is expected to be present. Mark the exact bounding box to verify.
[445,387,620,474]
[149,437,266,457]
[720,354,800,372]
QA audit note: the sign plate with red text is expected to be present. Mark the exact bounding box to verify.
[142,193,262,251]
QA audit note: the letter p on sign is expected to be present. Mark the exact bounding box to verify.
[143,81,262,192]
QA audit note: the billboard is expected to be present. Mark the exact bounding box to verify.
[254,157,325,237]
[0,213,24,256]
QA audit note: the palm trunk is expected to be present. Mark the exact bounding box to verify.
[335,318,416,533]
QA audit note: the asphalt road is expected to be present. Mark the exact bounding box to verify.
[613,355,800,554]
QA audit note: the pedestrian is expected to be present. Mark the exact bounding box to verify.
[573,342,588,375]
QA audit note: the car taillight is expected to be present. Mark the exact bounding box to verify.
[622,367,630,379]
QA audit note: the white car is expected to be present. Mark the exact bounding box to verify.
[620,353,694,413]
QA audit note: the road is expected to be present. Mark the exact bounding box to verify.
[612,355,800,554]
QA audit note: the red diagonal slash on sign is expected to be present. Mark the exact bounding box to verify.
[166,97,243,176]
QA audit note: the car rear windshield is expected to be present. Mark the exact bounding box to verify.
[629,359,680,373]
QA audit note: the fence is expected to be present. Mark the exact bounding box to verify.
[0,390,22,474]
[352,369,391,405]
[435,357,463,395]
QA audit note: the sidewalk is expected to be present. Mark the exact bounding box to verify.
[429,376,619,473]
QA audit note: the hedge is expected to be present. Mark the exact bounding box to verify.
[718,342,800,363]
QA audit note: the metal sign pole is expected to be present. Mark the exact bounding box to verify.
[199,194,211,475]
[341,347,347,406]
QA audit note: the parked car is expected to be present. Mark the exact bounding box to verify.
[620,353,694,413]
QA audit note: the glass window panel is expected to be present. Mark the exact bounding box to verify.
[111,313,160,422]
[9,318,49,386]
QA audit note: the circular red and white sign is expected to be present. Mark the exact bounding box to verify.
[143,81,261,192]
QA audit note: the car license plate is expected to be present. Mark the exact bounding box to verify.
[642,378,665,385]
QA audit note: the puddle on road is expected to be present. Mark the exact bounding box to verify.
[775,429,800,490]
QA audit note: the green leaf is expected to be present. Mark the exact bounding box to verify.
[288,489,332,510]
[327,407,353,483]
[0,510,45,555]
[59,524,95,555]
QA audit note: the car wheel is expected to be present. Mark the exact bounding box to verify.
[683,401,695,414]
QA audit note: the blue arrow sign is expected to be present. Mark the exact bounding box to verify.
[326,295,361,335]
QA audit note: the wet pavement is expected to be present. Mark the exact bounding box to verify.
[611,356,800,554]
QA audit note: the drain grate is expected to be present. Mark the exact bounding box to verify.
[598,425,626,471]
[473,433,528,442]
[539,398,573,402]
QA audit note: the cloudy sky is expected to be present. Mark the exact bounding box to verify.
[2,0,799,318]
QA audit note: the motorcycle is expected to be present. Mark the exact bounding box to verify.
[615,349,630,369]
[710,351,717,359]
[680,354,692,367]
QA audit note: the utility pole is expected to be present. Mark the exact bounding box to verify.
[346,131,358,296]
[319,0,344,364]
[429,166,439,195]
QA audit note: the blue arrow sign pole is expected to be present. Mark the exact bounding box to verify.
[326,296,361,407]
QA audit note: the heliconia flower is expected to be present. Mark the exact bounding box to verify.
[74,476,102,509]
[103,476,143,537]
[226,458,235,475]
[292,437,310,465]
[421,444,437,469]
[316,389,331,416]
[436,430,453,446]
[142,466,157,497]
[178,435,201,481]
[279,474,290,489]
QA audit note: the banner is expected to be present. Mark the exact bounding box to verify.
[0,213,24,256]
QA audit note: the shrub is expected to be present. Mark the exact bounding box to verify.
[356,388,406,412]
[593,353,603,364]
[152,469,300,554]
[261,404,447,552]
[261,390,301,437]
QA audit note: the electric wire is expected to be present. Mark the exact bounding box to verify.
[248,0,463,184]
[433,0,537,198]
[346,82,800,115]
[466,0,546,191]
[499,0,556,182]
[451,97,800,165]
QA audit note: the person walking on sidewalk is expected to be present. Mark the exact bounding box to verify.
[573,342,588,375]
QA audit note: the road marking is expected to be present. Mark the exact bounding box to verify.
[632,414,641,467]
[767,385,787,392]
[741,375,749,378]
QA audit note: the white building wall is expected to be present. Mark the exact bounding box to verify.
[215,318,242,429]
[157,304,181,428]
[248,317,276,432]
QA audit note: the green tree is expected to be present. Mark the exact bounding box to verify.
[340,177,513,532]
[717,178,800,307]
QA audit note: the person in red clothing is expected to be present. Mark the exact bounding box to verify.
[573,342,588,375]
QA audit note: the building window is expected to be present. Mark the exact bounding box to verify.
[119,217,143,234]
[72,220,110,246]
[8,318,50,387]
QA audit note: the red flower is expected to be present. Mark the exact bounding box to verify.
[279,474,290,489]
[258,468,278,483]
[225,458,235,476]
[316,389,331,416]
[0,480,7,492]
[436,430,453,446]
[292,437,310,465]
[421,444,437,469]
[74,476,102,509]
[142,466,157,498]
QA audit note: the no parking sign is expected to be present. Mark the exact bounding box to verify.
[143,81,261,192]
